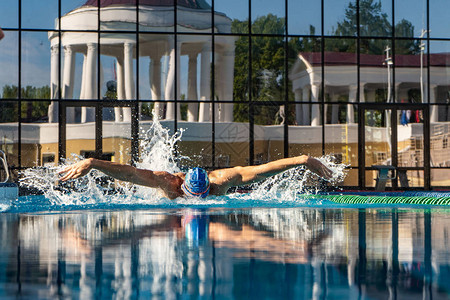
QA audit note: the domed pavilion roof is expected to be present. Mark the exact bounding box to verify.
[83,0,211,10]
[50,0,231,46]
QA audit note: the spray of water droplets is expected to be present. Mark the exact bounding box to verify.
[19,111,347,207]
[20,154,125,205]
[228,155,347,203]
[19,111,184,206]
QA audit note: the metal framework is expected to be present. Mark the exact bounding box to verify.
[1,0,449,190]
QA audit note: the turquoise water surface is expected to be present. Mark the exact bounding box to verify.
[1,194,449,299]
[3,119,448,299]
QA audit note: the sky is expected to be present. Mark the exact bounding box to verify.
[0,0,448,97]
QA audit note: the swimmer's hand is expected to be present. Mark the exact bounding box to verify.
[58,158,93,181]
[305,157,333,180]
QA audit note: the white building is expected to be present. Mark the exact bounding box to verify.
[47,0,236,124]
[290,52,450,125]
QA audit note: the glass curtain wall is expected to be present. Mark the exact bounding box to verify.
[0,0,449,189]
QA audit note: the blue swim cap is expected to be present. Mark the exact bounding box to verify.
[181,168,210,198]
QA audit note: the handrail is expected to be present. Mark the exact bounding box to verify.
[0,150,10,183]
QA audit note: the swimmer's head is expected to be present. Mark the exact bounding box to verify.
[181,167,210,198]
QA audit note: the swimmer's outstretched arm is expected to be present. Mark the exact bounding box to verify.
[210,155,332,189]
[58,158,179,190]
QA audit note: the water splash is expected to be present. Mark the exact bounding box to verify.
[20,154,119,205]
[230,155,347,203]
[133,116,185,201]
[19,111,347,208]
[20,111,184,206]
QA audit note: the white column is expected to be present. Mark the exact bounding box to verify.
[150,55,163,120]
[347,85,357,124]
[176,42,181,121]
[48,45,59,123]
[84,43,97,99]
[199,44,211,122]
[115,57,125,122]
[165,40,176,120]
[123,42,134,122]
[294,89,302,125]
[222,48,235,122]
[81,43,97,123]
[430,85,438,122]
[302,87,310,125]
[311,84,320,126]
[99,58,104,93]
[360,83,365,102]
[187,53,198,122]
[50,45,59,99]
[331,93,339,124]
[63,46,76,123]
[80,53,87,100]
[214,51,222,121]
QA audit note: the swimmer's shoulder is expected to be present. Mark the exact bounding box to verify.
[208,169,237,195]
[173,172,186,180]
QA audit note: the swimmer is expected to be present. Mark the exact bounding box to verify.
[0,28,4,40]
[58,155,333,199]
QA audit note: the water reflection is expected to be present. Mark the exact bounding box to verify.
[0,208,450,299]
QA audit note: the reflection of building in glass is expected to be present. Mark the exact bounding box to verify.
[290,52,450,125]
[3,48,450,185]
[288,51,450,186]
[1,0,449,189]
[47,0,235,123]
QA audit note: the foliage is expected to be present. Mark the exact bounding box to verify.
[232,14,303,125]
[103,80,117,100]
[330,0,419,54]
[333,0,390,37]
[141,103,154,120]
[0,1,421,127]
[394,20,421,54]
[104,90,117,100]
[230,1,420,125]
[1,85,51,122]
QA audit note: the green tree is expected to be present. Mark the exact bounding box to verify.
[103,80,117,100]
[1,85,51,122]
[2,85,18,99]
[331,0,390,54]
[335,0,391,37]
[330,0,419,55]
[395,19,420,54]
[232,14,303,125]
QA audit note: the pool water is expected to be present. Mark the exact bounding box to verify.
[5,120,449,299]
[1,195,449,299]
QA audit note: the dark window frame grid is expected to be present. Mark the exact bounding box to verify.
[2,0,449,190]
